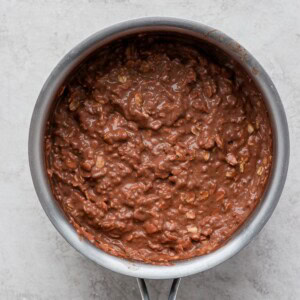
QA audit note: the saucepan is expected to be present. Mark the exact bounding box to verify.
[28,17,289,299]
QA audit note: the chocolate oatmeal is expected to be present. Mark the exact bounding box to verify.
[45,35,272,264]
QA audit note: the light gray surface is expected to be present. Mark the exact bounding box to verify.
[0,0,299,299]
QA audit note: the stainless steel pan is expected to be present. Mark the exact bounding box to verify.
[28,17,289,299]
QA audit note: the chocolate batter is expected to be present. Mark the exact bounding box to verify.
[45,35,272,264]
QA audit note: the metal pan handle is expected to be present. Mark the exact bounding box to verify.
[137,278,181,300]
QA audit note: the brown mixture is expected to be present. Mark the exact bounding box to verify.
[45,35,272,264]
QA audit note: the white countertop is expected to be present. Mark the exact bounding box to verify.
[1,0,299,299]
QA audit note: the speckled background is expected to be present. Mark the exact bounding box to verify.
[1,0,299,299]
